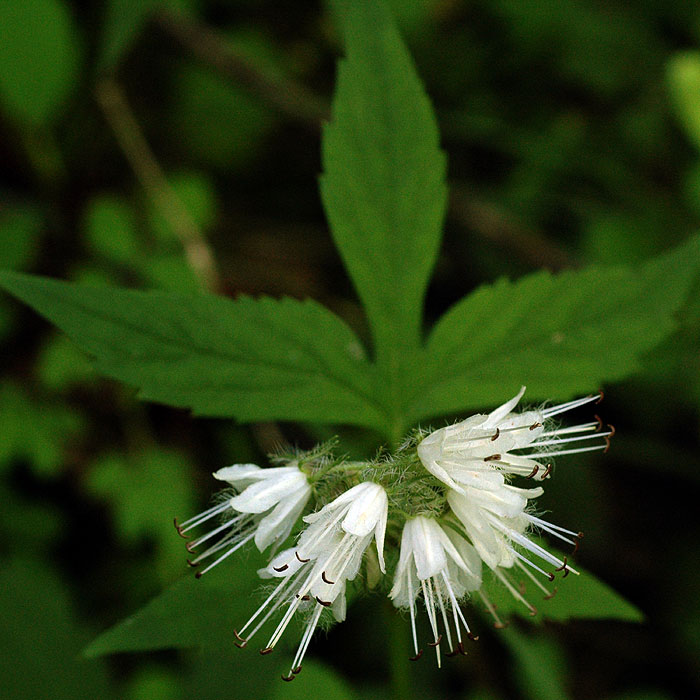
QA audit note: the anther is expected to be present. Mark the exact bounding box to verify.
[563,568,570,578]
[596,390,604,404]
[315,596,332,607]
[187,559,198,568]
[493,621,509,629]
[234,640,247,649]
[322,571,335,585]
[281,674,295,682]
[544,587,558,600]
[542,464,553,479]
[484,454,501,462]
[295,552,310,563]
[445,648,459,658]
[546,572,555,582]
[526,465,539,479]
[491,428,500,441]
[428,634,443,647]
[194,571,203,579]
[529,422,542,431]
[594,414,603,431]
[185,541,197,553]
[273,564,289,572]
[233,629,246,643]
[528,606,538,617]
[292,666,302,675]
[572,539,580,555]
[409,650,424,661]
[458,641,468,656]
[173,518,189,539]
[259,647,274,655]
[554,557,568,572]
[604,436,611,453]
[467,632,480,641]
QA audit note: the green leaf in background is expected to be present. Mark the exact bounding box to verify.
[0,0,81,127]
[320,0,447,380]
[667,51,700,151]
[0,272,383,428]
[269,660,359,700]
[0,559,114,700]
[409,235,700,423]
[97,0,161,74]
[86,449,195,580]
[0,202,44,338]
[501,627,569,700]
[0,382,83,477]
[84,193,141,264]
[479,546,643,624]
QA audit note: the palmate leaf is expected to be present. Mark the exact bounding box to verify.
[0,272,384,428]
[321,0,447,379]
[407,235,700,424]
[479,545,643,624]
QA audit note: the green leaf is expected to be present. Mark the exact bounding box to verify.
[479,548,643,623]
[320,0,447,380]
[667,51,700,151]
[500,627,569,700]
[269,660,359,700]
[0,382,83,477]
[0,272,383,428]
[97,0,160,73]
[83,193,140,264]
[0,0,81,127]
[0,559,114,700]
[84,552,267,656]
[86,449,196,579]
[410,235,700,423]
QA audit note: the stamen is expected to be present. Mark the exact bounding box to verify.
[177,501,232,534]
[407,572,421,659]
[479,589,506,629]
[321,571,335,584]
[194,530,256,576]
[521,430,613,450]
[524,444,607,459]
[542,394,599,418]
[493,568,537,616]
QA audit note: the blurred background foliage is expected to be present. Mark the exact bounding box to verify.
[1,1,700,698]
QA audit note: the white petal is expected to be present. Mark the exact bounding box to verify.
[409,517,448,581]
[230,470,308,513]
[213,463,261,485]
[341,482,388,537]
[483,386,526,428]
[254,484,311,551]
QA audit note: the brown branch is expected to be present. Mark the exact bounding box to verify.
[96,79,222,292]
[155,9,330,128]
[449,186,577,271]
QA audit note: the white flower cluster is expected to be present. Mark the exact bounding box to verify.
[175,387,612,679]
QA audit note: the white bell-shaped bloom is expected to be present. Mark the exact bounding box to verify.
[231,481,388,681]
[390,516,481,665]
[418,387,612,494]
[418,388,607,623]
[174,463,311,577]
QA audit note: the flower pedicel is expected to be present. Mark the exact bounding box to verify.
[175,387,613,679]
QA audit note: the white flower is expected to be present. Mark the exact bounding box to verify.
[418,387,611,622]
[231,481,388,681]
[418,386,612,494]
[174,463,311,577]
[390,516,481,666]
